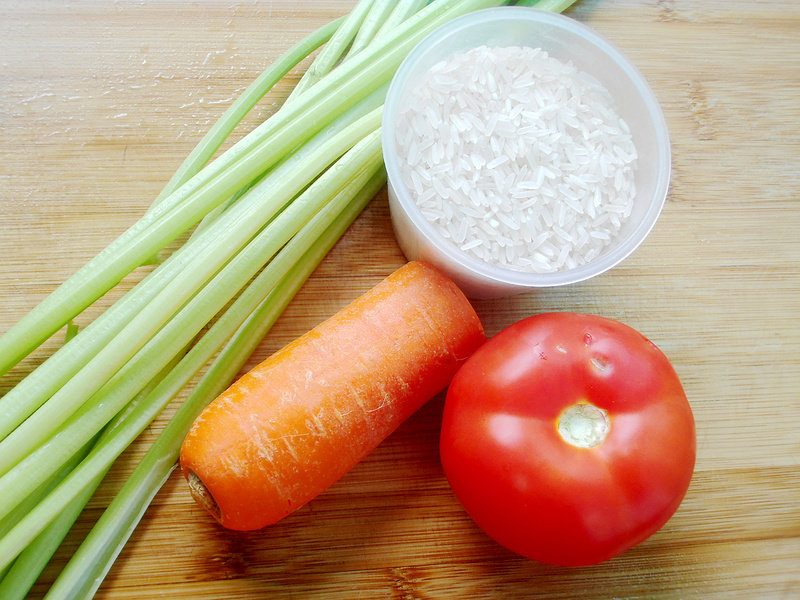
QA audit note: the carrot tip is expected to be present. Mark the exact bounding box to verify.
[186,470,221,523]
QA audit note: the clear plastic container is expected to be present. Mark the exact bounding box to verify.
[382,7,671,298]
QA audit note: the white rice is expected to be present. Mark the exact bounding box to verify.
[395,45,638,273]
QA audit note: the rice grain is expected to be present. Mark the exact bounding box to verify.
[395,45,638,273]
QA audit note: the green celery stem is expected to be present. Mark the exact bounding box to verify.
[153,17,343,207]
[0,106,383,480]
[0,131,384,569]
[43,165,387,600]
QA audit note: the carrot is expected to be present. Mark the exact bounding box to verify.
[179,260,485,531]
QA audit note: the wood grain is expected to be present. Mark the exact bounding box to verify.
[1,1,798,598]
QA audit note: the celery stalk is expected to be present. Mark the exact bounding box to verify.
[0,9,342,373]
[0,440,93,542]
[516,0,579,9]
[46,168,387,600]
[347,0,396,58]
[0,482,90,600]
[374,0,431,42]
[0,133,385,574]
[154,16,343,246]
[153,17,343,207]
[288,0,375,100]
[0,442,96,599]
[0,141,267,377]
[0,110,383,498]
[0,377,162,557]
[0,356,184,582]
[0,0,497,377]
[0,356,181,599]
[0,87,382,445]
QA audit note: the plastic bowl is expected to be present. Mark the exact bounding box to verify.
[382,7,671,298]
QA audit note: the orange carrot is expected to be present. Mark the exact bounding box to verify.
[179,261,485,531]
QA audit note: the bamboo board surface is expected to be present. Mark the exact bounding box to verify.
[1,1,798,598]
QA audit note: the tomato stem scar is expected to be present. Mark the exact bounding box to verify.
[558,402,610,448]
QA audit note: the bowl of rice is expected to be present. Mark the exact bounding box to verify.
[382,7,671,298]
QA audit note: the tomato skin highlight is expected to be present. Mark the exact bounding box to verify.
[440,312,696,566]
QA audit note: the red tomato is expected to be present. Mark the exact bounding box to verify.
[440,312,695,566]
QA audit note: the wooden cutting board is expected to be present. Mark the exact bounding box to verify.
[1,1,798,598]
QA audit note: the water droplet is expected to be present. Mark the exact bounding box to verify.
[583,333,593,345]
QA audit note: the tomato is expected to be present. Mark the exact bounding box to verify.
[440,312,695,566]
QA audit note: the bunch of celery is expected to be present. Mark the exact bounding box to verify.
[0,0,576,598]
